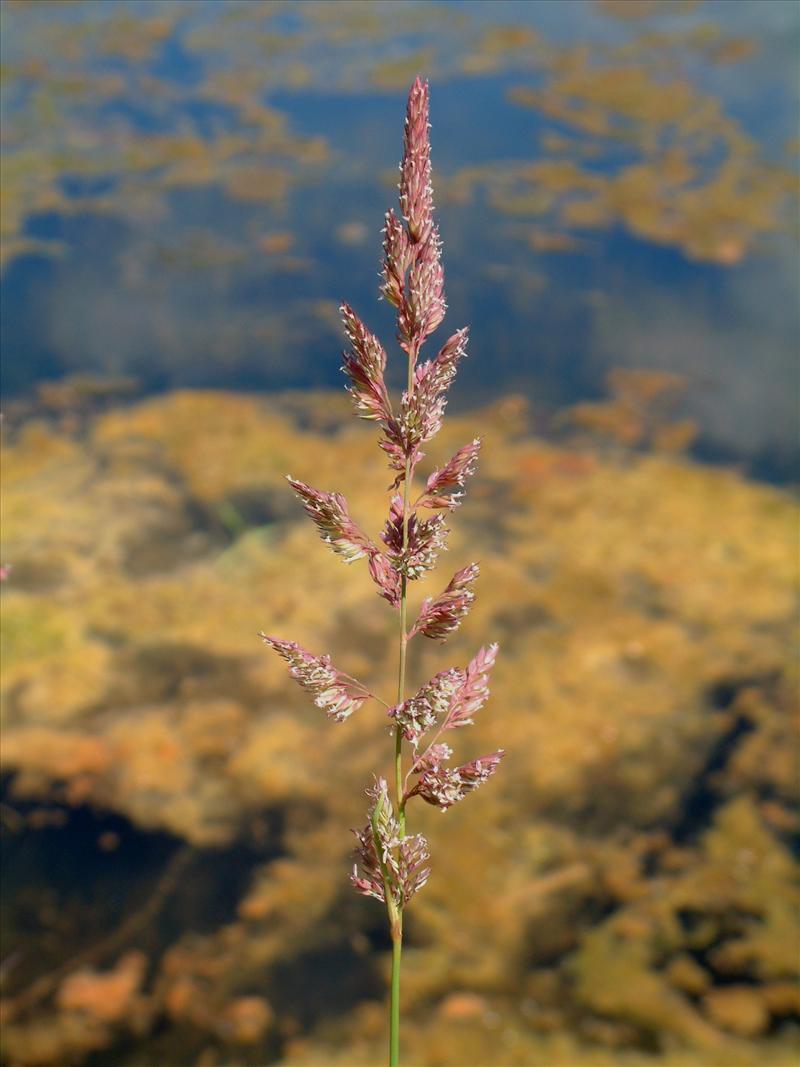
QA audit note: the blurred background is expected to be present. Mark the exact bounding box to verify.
[0,1,797,1065]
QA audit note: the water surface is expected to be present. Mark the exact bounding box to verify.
[1,0,797,478]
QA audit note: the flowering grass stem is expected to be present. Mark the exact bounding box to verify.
[261,78,504,1066]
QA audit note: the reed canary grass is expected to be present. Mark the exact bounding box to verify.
[260,78,504,1067]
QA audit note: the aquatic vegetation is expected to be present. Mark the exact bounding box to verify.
[259,78,503,1066]
[2,0,788,273]
[568,367,697,455]
[2,0,795,484]
[1,372,797,1065]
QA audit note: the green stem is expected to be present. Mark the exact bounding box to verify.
[395,609,407,832]
[387,341,417,1067]
[390,927,402,1067]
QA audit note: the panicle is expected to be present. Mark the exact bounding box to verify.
[415,750,505,811]
[381,494,449,579]
[260,635,371,722]
[389,668,463,745]
[268,78,505,916]
[419,439,481,510]
[340,304,392,422]
[287,478,376,563]
[409,562,480,641]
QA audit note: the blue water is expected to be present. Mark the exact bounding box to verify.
[1,0,797,480]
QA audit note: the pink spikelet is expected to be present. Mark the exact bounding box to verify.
[409,562,480,641]
[260,635,372,722]
[340,304,392,423]
[414,751,505,811]
[368,550,402,607]
[381,494,449,579]
[261,78,504,1061]
[399,77,433,246]
[444,643,499,728]
[287,478,376,563]
[351,778,430,905]
[419,439,481,510]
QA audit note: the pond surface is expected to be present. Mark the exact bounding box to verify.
[1,0,798,480]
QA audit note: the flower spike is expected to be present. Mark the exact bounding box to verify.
[400,77,434,246]
[419,439,481,510]
[260,635,372,722]
[409,562,480,641]
[287,477,376,563]
[351,778,430,905]
[413,751,505,811]
[340,304,392,423]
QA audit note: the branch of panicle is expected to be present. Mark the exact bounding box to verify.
[260,635,375,722]
[393,644,502,803]
[408,562,480,641]
[351,778,430,907]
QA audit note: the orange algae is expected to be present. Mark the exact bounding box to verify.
[0,389,797,1066]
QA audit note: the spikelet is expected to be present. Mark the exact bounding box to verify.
[409,562,480,641]
[287,478,376,563]
[340,304,392,423]
[419,439,482,510]
[389,669,463,745]
[351,778,430,905]
[414,751,505,811]
[260,636,372,722]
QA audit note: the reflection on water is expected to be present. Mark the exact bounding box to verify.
[1,0,797,478]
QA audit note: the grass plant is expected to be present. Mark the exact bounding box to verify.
[260,78,504,1067]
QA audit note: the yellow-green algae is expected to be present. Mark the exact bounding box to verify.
[3,0,795,273]
[1,389,797,1066]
